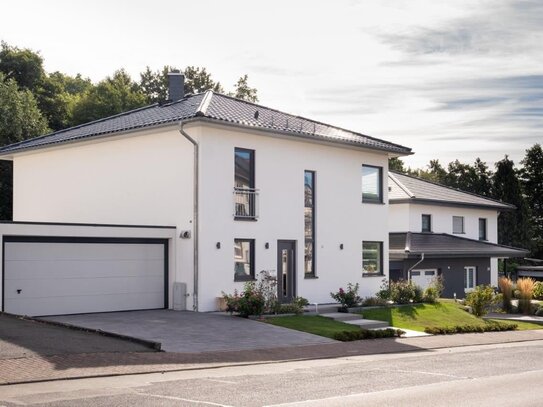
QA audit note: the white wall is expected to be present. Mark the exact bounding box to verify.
[196,123,390,311]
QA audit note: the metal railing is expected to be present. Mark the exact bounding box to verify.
[233,188,259,219]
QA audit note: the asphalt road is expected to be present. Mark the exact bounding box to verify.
[1,341,542,406]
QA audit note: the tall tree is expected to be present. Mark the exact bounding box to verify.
[520,144,543,258]
[0,41,45,91]
[230,74,258,102]
[492,155,532,249]
[184,66,224,95]
[443,158,492,196]
[388,157,406,173]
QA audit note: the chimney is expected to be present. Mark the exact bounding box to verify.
[168,70,185,101]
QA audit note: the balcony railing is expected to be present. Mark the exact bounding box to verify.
[233,187,259,219]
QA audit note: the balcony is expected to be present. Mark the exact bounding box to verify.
[233,187,259,220]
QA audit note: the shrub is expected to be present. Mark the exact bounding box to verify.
[424,322,517,335]
[533,281,543,300]
[361,296,388,306]
[222,282,265,317]
[423,276,444,304]
[465,285,496,317]
[275,296,309,315]
[517,277,536,315]
[330,283,361,310]
[376,279,392,301]
[333,328,405,341]
[535,307,543,317]
[498,277,514,313]
[255,270,278,313]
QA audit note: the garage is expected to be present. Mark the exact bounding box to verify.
[3,236,168,317]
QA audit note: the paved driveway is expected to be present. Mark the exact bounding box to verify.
[44,310,334,353]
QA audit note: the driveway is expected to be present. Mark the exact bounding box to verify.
[44,310,334,353]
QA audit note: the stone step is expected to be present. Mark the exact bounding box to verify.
[320,312,363,322]
[343,319,390,329]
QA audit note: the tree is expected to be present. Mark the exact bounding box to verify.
[492,155,532,249]
[70,69,147,125]
[520,144,543,258]
[442,158,492,196]
[230,74,258,102]
[184,66,224,95]
[388,157,406,173]
[0,41,45,91]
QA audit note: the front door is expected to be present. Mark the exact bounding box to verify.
[277,240,296,303]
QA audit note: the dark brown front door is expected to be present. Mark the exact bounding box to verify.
[277,240,296,303]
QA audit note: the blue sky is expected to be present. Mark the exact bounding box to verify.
[3,0,542,168]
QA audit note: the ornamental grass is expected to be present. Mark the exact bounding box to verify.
[517,277,536,315]
[498,277,514,313]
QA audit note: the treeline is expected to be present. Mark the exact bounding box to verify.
[390,146,543,259]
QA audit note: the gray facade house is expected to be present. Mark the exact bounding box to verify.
[388,172,528,298]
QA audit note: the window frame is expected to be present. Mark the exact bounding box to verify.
[421,214,432,232]
[452,216,465,234]
[304,170,317,278]
[234,147,255,190]
[464,266,476,290]
[361,165,383,204]
[362,241,384,276]
[233,238,255,282]
[479,218,487,241]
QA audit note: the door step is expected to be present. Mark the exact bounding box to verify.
[320,312,389,329]
[320,312,363,322]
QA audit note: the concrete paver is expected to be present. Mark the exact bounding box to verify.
[43,310,334,353]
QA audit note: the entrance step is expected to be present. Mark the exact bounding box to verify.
[320,312,364,322]
[343,319,390,329]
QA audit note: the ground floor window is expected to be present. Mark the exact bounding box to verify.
[234,239,254,281]
[362,241,383,275]
[464,266,476,289]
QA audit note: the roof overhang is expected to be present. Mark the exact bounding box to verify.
[389,198,515,211]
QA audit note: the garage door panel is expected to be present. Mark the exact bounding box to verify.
[3,240,167,316]
[5,259,165,280]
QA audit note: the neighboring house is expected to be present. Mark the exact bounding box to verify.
[0,73,412,316]
[388,171,528,298]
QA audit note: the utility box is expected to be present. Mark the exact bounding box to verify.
[173,282,187,310]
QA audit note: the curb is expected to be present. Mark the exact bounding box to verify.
[0,312,162,351]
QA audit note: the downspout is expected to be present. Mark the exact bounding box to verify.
[179,122,199,311]
[408,253,425,275]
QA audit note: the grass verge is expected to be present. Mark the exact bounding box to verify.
[265,315,359,339]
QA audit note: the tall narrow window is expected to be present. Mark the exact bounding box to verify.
[452,216,464,234]
[421,214,432,232]
[362,241,383,275]
[464,266,476,290]
[234,239,254,281]
[479,218,487,240]
[362,165,383,203]
[234,148,257,219]
[304,171,316,277]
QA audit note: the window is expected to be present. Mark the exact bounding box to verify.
[452,216,464,234]
[234,148,257,219]
[479,218,487,240]
[362,241,383,275]
[304,171,316,277]
[464,266,476,290]
[234,239,254,281]
[362,165,383,203]
[421,214,432,232]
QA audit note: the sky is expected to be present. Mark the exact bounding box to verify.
[2,0,542,168]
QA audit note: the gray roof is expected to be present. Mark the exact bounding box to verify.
[388,172,514,211]
[389,232,528,259]
[0,91,412,156]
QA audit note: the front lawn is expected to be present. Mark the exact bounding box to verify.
[265,315,360,339]
[361,301,543,332]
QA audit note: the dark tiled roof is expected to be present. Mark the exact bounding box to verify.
[0,91,412,155]
[388,172,514,210]
[389,232,528,259]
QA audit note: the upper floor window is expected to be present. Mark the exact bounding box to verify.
[421,214,432,232]
[234,148,258,219]
[234,238,254,281]
[453,216,464,234]
[304,171,316,277]
[362,241,383,275]
[362,165,383,203]
[479,218,487,240]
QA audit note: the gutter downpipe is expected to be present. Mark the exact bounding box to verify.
[408,253,425,276]
[179,122,199,311]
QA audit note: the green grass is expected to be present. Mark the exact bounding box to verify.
[487,319,543,330]
[361,301,543,332]
[265,315,360,339]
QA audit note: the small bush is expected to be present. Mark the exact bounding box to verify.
[222,282,265,317]
[424,322,517,335]
[423,276,444,304]
[498,277,514,313]
[465,285,496,317]
[517,277,536,314]
[330,283,362,310]
[361,296,388,306]
[333,328,405,341]
[273,296,309,315]
[533,281,543,300]
[535,307,543,317]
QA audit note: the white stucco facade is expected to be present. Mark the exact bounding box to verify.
[8,121,393,311]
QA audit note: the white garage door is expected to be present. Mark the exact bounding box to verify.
[410,269,437,290]
[3,237,167,316]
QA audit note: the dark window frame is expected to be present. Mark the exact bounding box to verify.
[421,214,432,232]
[479,218,487,241]
[234,238,255,282]
[452,216,465,234]
[234,148,257,221]
[362,241,384,276]
[304,170,317,278]
[362,165,383,204]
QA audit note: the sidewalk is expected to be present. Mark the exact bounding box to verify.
[2,329,543,385]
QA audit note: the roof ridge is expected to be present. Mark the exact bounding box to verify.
[388,172,415,198]
[389,171,515,209]
[196,90,214,116]
[209,92,412,153]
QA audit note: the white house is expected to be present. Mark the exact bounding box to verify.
[0,73,412,316]
[388,171,528,297]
